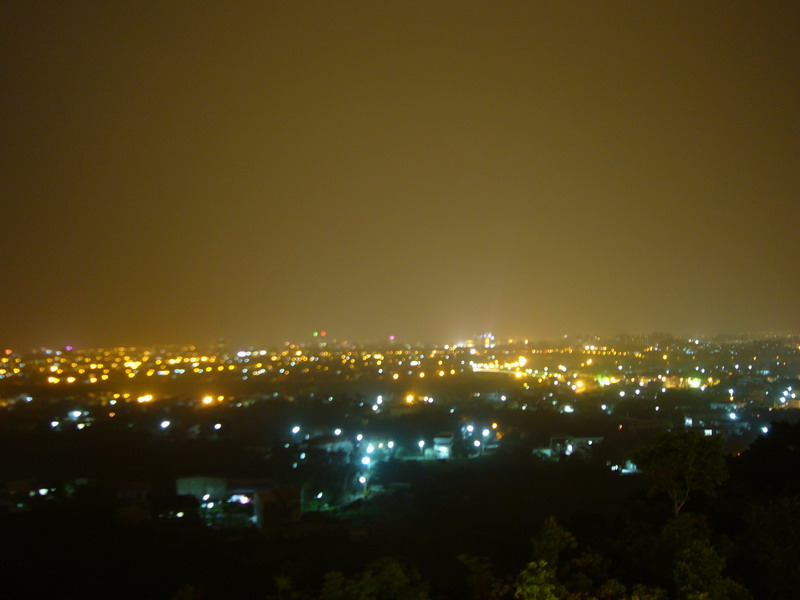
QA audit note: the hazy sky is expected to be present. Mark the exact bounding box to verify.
[2,1,799,349]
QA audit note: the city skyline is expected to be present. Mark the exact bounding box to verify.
[5,329,800,356]
[3,2,799,349]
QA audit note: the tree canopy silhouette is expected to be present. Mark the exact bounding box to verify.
[634,432,727,518]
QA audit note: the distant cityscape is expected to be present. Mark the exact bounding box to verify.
[3,332,799,480]
[3,331,800,598]
[6,332,800,392]
[3,331,798,409]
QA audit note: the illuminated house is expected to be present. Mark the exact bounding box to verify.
[549,436,604,459]
[433,432,454,459]
[176,476,300,531]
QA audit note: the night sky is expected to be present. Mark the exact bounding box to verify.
[3,2,799,349]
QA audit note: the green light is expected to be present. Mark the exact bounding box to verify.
[313,331,319,337]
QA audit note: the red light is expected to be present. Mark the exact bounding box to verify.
[320,331,327,337]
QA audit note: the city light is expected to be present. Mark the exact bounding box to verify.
[2,5,797,594]
[2,336,793,510]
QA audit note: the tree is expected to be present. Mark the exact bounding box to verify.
[634,432,727,518]
[530,516,577,566]
[458,554,511,600]
[737,498,800,600]
[319,557,429,600]
[673,539,751,600]
[514,560,562,600]
[627,584,669,600]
